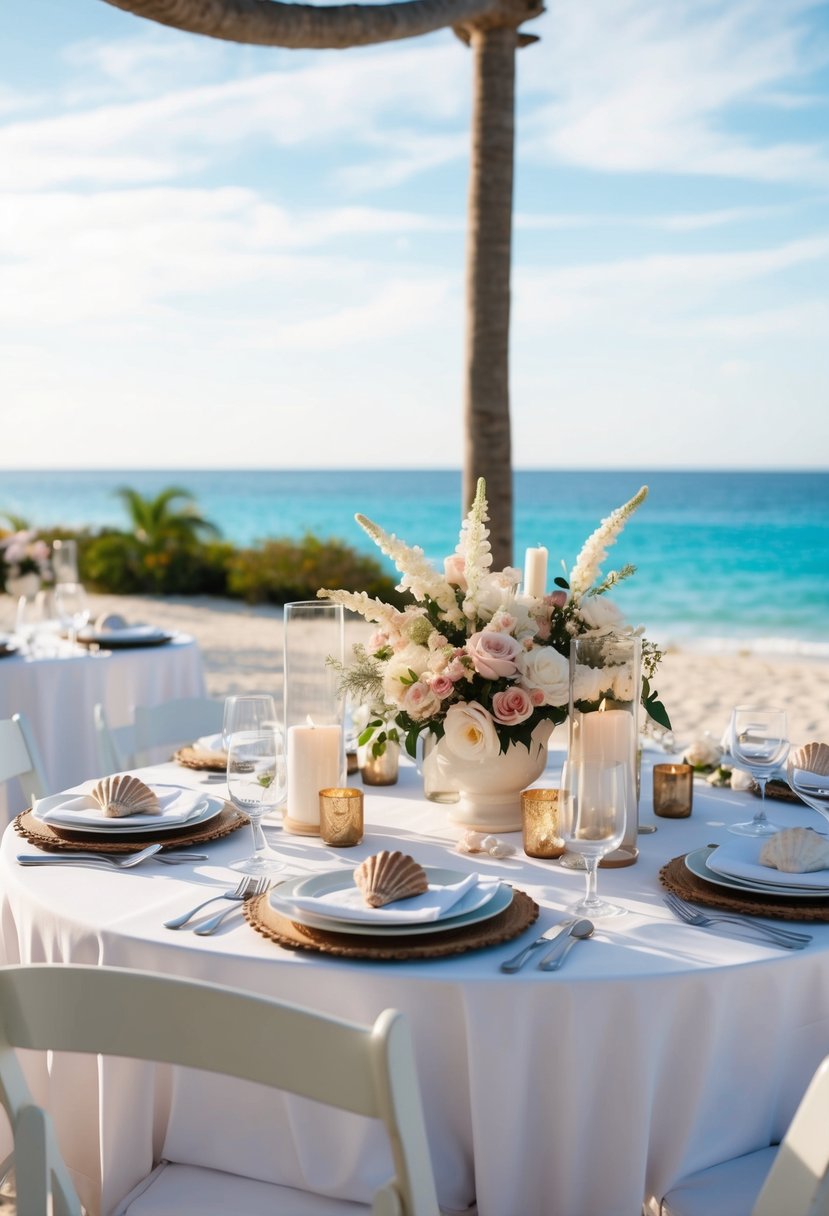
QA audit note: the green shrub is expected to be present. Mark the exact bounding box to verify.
[227,534,403,606]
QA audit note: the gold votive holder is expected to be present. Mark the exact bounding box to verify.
[319,787,364,846]
[360,742,400,786]
[652,764,694,818]
[521,788,565,859]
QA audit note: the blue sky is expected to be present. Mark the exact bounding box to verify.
[2,0,828,469]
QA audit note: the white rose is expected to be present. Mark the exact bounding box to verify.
[730,768,756,792]
[517,646,570,707]
[466,569,522,621]
[683,736,722,769]
[382,643,431,706]
[577,595,625,634]
[442,701,500,760]
[571,663,613,705]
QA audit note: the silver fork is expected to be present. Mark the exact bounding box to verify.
[165,875,264,930]
[193,876,271,935]
[663,892,812,949]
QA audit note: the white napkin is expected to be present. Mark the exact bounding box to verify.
[792,768,829,793]
[279,872,496,924]
[35,785,207,829]
[195,734,225,754]
[706,835,829,889]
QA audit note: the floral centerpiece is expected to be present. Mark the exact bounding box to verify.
[319,480,670,776]
[0,530,51,596]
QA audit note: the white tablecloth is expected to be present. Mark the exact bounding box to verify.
[0,637,206,819]
[2,753,829,1216]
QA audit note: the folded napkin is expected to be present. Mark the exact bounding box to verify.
[792,769,829,793]
[35,784,207,829]
[706,835,829,890]
[195,734,225,755]
[280,872,498,924]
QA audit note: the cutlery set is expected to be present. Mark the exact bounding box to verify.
[500,918,594,972]
[165,874,272,935]
[17,843,208,869]
[662,891,812,950]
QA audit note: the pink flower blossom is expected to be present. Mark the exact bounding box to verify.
[548,590,568,608]
[491,687,534,726]
[466,630,522,679]
[528,688,545,706]
[400,681,440,721]
[368,630,388,652]
[443,555,467,590]
[445,656,468,682]
[429,674,456,699]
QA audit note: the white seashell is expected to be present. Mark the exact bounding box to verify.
[730,768,756,792]
[91,774,161,819]
[759,827,829,874]
[790,742,829,777]
[488,841,515,859]
[354,850,428,908]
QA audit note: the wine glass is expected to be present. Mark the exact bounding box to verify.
[54,582,90,651]
[224,695,285,875]
[727,706,789,837]
[558,760,628,919]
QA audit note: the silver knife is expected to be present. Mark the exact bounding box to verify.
[500,919,576,973]
[538,919,595,971]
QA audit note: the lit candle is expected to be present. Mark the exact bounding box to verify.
[576,708,638,839]
[523,545,548,599]
[285,723,342,834]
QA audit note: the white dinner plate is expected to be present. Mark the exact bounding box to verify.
[285,865,498,925]
[270,873,513,937]
[33,791,224,836]
[684,847,829,900]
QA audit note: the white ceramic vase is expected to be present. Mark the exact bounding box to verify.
[429,719,555,833]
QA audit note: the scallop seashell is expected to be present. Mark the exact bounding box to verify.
[91,774,161,819]
[354,850,428,908]
[759,827,829,874]
[790,742,829,777]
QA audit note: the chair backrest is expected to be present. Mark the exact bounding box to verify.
[132,697,223,766]
[753,1053,829,1216]
[93,703,135,774]
[0,964,440,1216]
[0,714,48,803]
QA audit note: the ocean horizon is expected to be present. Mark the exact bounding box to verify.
[2,468,827,659]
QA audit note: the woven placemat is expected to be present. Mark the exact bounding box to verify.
[751,779,804,805]
[243,886,539,960]
[659,853,829,922]
[174,746,227,773]
[14,804,247,854]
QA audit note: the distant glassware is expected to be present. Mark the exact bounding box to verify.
[727,706,789,837]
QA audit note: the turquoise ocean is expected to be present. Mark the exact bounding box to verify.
[1,469,827,657]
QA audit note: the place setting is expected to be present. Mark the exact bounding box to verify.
[14,770,247,855]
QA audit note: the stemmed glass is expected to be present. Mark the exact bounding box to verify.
[224,695,286,875]
[54,582,90,650]
[727,706,789,837]
[558,761,628,919]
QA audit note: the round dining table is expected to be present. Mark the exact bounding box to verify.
[2,751,829,1216]
[0,634,206,819]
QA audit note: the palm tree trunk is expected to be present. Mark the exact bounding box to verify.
[462,23,515,568]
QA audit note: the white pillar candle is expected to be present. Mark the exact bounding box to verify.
[579,708,634,766]
[286,723,342,830]
[523,546,548,599]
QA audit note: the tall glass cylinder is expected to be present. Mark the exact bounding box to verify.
[51,539,78,584]
[566,632,641,867]
[283,602,345,836]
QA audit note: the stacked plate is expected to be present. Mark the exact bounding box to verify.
[270,867,512,938]
[685,837,829,900]
[77,624,173,649]
[33,784,224,837]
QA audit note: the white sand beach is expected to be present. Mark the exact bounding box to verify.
[65,593,829,751]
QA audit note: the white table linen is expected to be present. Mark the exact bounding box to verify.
[0,636,205,819]
[2,753,829,1216]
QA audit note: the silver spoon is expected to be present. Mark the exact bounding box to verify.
[538,919,594,971]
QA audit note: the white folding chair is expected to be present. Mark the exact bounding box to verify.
[0,713,48,805]
[0,963,442,1216]
[93,703,135,774]
[659,1053,829,1216]
[132,696,223,767]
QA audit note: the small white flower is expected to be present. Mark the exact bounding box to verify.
[577,595,626,634]
[683,736,722,769]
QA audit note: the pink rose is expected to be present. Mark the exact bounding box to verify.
[528,688,545,706]
[429,674,456,699]
[400,681,440,721]
[491,687,534,726]
[548,591,568,609]
[443,555,467,590]
[466,630,523,679]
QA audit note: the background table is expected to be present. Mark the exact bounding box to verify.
[0,636,205,819]
[2,753,829,1216]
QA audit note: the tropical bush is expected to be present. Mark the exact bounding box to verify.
[227,535,403,606]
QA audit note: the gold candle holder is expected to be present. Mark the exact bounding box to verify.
[521,788,565,859]
[652,764,694,818]
[319,787,364,846]
[360,742,400,786]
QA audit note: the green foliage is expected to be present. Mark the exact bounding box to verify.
[227,534,403,606]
